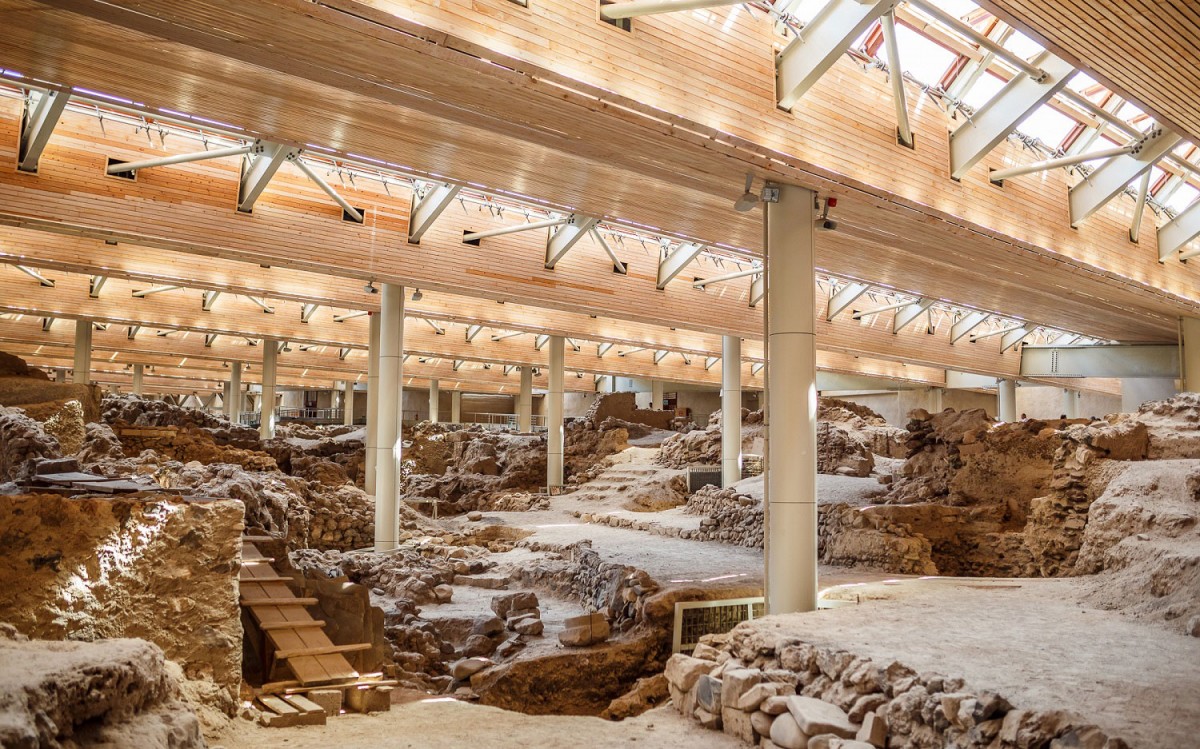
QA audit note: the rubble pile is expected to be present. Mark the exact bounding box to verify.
[41,399,86,454]
[266,424,367,487]
[0,351,102,422]
[0,407,62,482]
[659,399,901,476]
[664,624,1130,748]
[0,627,204,748]
[403,418,629,513]
[101,394,260,448]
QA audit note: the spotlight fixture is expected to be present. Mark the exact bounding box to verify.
[364,281,378,294]
[733,173,758,212]
[412,288,423,302]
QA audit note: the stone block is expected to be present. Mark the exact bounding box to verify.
[739,682,784,712]
[558,612,610,647]
[786,696,856,739]
[761,695,791,715]
[664,653,715,692]
[695,674,722,713]
[345,685,392,714]
[510,615,544,636]
[306,689,343,716]
[751,709,776,737]
[856,712,887,748]
[723,706,756,743]
[451,657,494,680]
[491,591,540,619]
[696,707,722,730]
[769,712,810,749]
[721,668,763,708]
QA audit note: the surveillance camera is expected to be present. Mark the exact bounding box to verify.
[364,282,378,294]
[819,219,838,231]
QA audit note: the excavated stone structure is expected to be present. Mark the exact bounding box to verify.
[0,494,243,714]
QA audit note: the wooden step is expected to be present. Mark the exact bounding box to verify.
[273,642,372,660]
[242,534,278,543]
[237,574,294,583]
[241,596,319,607]
[258,620,326,632]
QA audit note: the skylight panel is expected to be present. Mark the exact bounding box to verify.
[1017,105,1078,149]
[1167,184,1199,213]
[960,71,1004,110]
[894,24,958,84]
[1001,29,1043,61]
[925,0,980,21]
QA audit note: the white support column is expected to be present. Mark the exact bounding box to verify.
[132,363,144,396]
[764,184,818,615]
[428,379,440,423]
[72,319,92,385]
[1182,317,1200,394]
[260,343,278,439]
[651,380,665,411]
[54,368,66,383]
[374,283,405,551]
[365,313,381,495]
[547,336,565,489]
[518,367,533,432]
[928,386,943,413]
[227,361,242,421]
[451,390,462,424]
[343,380,355,426]
[1061,388,1078,419]
[722,335,742,488]
[997,378,1018,422]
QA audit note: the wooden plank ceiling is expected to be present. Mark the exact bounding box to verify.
[980,0,1200,145]
[0,0,1195,349]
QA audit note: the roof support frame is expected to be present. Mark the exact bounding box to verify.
[288,156,364,223]
[893,297,936,333]
[948,51,1075,180]
[238,142,297,213]
[106,142,256,175]
[656,242,706,289]
[408,182,462,243]
[825,281,869,320]
[776,0,893,111]
[1068,126,1181,227]
[18,89,70,173]
[545,214,599,269]
[949,310,988,343]
[879,11,913,148]
[1165,199,1200,260]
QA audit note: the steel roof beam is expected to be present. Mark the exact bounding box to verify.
[106,142,256,175]
[950,310,988,343]
[18,89,70,173]
[1068,126,1182,227]
[599,0,741,20]
[825,281,869,320]
[238,142,297,213]
[408,182,462,243]
[656,241,706,289]
[545,215,599,269]
[949,51,1076,180]
[1160,198,1200,260]
[893,297,936,333]
[777,0,893,111]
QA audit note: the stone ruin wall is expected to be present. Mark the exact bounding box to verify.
[0,494,244,714]
[663,621,1132,749]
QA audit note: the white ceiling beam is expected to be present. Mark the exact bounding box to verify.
[204,333,219,347]
[597,342,613,358]
[692,265,763,289]
[15,265,54,287]
[1000,325,1034,352]
[88,275,107,298]
[300,303,320,323]
[879,11,912,148]
[950,311,989,343]
[988,143,1134,184]
[600,0,740,20]
[424,318,446,335]
[656,242,706,289]
[949,51,1075,180]
[653,350,669,364]
[751,362,764,376]
[534,334,550,350]
[288,156,364,223]
[131,284,181,297]
[41,317,54,332]
[126,325,140,340]
[776,0,893,111]
[238,142,297,213]
[202,290,221,311]
[106,142,255,175]
[462,217,566,243]
[244,295,275,314]
[705,356,719,370]
[18,89,70,173]
[465,324,484,342]
[408,182,462,243]
[333,310,368,323]
[1160,198,1200,260]
[1068,126,1181,227]
[852,299,911,319]
[749,273,764,308]
[545,215,599,269]
[589,229,627,275]
[893,297,936,333]
[825,281,869,320]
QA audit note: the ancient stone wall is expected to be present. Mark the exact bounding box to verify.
[585,391,674,430]
[0,407,61,482]
[0,627,204,748]
[0,494,244,713]
[663,623,1131,749]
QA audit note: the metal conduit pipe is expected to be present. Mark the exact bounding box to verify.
[106,143,256,174]
[600,0,742,20]
[462,218,567,243]
[989,143,1135,182]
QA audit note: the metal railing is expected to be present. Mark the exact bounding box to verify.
[463,412,547,432]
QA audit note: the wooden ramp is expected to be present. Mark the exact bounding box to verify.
[239,538,365,687]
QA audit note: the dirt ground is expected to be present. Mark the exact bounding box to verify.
[209,702,742,749]
[766,577,1200,749]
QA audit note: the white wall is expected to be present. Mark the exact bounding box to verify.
[1016,386,1122,420]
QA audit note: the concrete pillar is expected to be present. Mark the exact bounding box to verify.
[373,283,405,551]
[260,343,278,439]
[132,363,144,395]
[451,390,462,424]
[1183,316,1200,393]
[722,335,742,488]
[998,378,1017,422]
[343,380,355,426]
[365,313,381,495]
[72,319,92,384]
[764,184,818,615]
[651,380,665,411]
[547,336,565,488]
[518,366,533,432]
[227,361,242,421]
[1061,388,1077,419]
[928,386,943,413]
[428,379,440,423]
